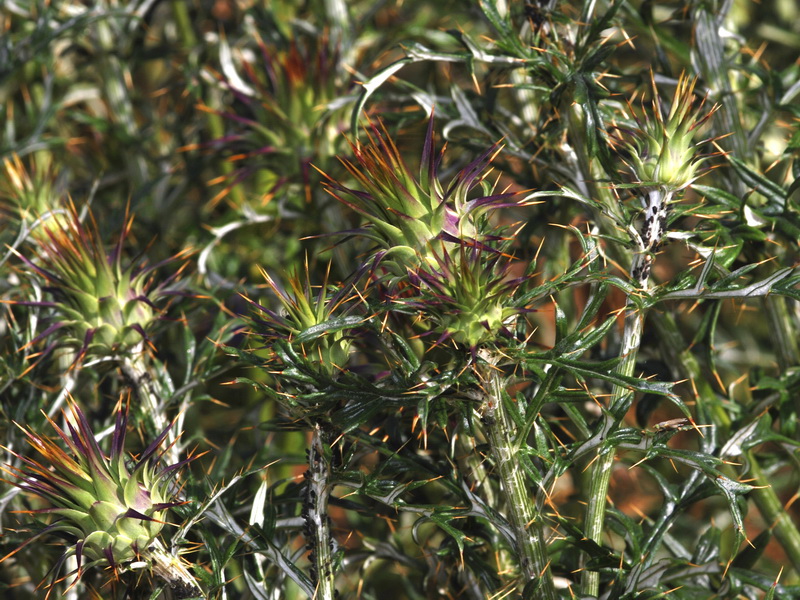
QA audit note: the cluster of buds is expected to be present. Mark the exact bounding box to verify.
[14,202,187,365]
[0,401,197,595]
[322,117,515,279]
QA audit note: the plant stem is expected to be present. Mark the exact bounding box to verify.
[579,292,644,595]
[303,425,337,600]
[456,429,496,507]
[119,352,180,465]
[481,362,556,599]
[581,189,669,595]
[95,15,148,187]
[148,538,205,599]
[764,296,800,372]
[746,452,800,573]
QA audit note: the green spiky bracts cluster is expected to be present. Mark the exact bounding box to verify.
[244,265,357,379]
[320,118,527,354]
[401,242,526,352]
[616,75,718,193]
[207,30,349,206]
[0,153,65,228]
[322,118,515,279]
[15,203,186,364]
[1,401,185,586]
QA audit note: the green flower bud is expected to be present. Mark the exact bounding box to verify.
[617,75,718,192]
[15,203,186,363]
[0,401,188,585]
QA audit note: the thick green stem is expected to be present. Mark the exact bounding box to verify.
[95,16,148,187]
[692,7,748,162]
[303,425,337,600]
[481,365,557,599]
[746,452,800,573]
[764,296,800,372]
[580,291,645,595]
[581,189,668,595]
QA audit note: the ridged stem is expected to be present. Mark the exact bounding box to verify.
[764,296,800,372]
[746,452,800,573]
[579,291,645,595]
[580,189,668,595]
[456,430,496,508]
[481,363,556,599]
[303,425,337,600]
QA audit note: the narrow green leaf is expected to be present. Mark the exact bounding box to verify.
[293,315,365,343]
[729,156,786,211]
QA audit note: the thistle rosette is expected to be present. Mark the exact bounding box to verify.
[0,401,192,588]
[322,118,514,277]
[14,203,186,363]
[402,240,526,353]
[244,265,359,381]
[615,75,718,193]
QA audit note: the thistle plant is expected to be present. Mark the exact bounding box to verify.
[612,75,719,287]
[244,263,361,388]
[579,74,720,596]
[16,205,168,362]
[207,27,350,208]
[3,1,800,599]
[0,401,200,598]
[323,118,570,596]
[237,265,368,600]
[322,117,512,278]
[11,202,188,448]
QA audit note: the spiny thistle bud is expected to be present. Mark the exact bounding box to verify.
[0,152,66,232]
[322,117,515,277]
[244,264,358,379]
[402,241,525,353]
[0,401,193,592]
[614,74,718,193]
[13,202,187,364]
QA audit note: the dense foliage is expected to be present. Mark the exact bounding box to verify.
[2,1,799,599]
